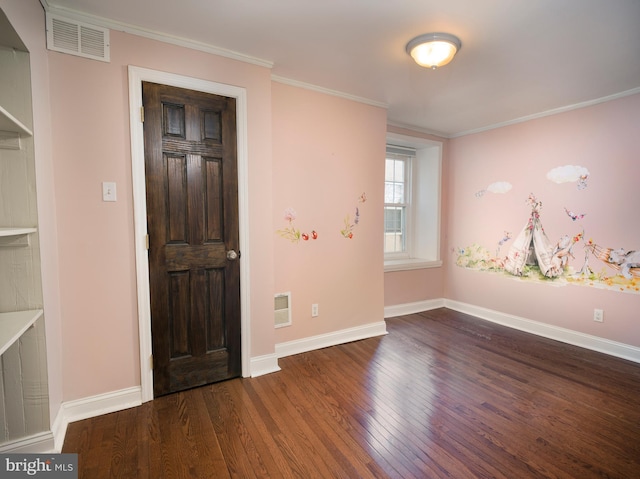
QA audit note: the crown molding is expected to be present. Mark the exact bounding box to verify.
[390,86,640,140]
[271,75,388,109]
[386,119,451,139]
[40,0,386,110]
[39,0,273,69]
[450,86,640,138]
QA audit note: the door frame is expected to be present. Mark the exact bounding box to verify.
[128,65,251,402]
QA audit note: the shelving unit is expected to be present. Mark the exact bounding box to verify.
[0,309,43,356]
[0,100,37,354]
[0,9,50,449]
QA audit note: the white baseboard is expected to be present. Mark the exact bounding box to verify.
[275,320,388,359]
[52,386,142,452]
[444,299,640,364]
[0,431,55,453]
[384,298,445,318]
[250,353,281,378]
[50,406,66,453]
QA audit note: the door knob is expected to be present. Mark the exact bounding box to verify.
[226,250,239,260]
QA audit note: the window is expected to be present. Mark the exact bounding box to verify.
[384,134,442,272]
[384,151,411,256]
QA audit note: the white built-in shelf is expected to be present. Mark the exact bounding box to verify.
[0,227,37,246]
[0,309,44,356]
[0,227,37,237]
[0,105,33,137]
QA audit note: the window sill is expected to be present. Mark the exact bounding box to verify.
[384,258,443,272]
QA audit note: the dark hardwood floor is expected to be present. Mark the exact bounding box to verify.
[62,308,640,478]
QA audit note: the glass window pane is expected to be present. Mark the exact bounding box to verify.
[385,182,395,203]
[384,206,405,253]
[394,161,404,182]
[393,183,404,203]
[385,159,395,181]
[385,157,406,205]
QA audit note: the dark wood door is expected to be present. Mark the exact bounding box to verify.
[143,82,241,397]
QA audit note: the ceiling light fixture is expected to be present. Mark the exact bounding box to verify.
[406,32,461,69]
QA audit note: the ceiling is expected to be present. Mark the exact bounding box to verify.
[42,0,640,137]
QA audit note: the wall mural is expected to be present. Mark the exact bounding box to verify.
[277,192,367,243]
[455,166,639,294]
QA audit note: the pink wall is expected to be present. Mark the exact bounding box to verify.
[384,269,444,305]
[272,82,387,343]
[47,30,275,401]
[383,125,449,306]
[0,0,64,425]
[446,94,640,347]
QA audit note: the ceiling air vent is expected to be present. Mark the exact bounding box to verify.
[274,292,292,328]
[46,13,110,62]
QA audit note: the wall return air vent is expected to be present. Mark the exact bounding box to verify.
[274,292,292,328]
[46,13,110,62]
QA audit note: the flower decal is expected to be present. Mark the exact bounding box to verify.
[277,207,318,244]
[341,193,366,239]
[277,208,301,243]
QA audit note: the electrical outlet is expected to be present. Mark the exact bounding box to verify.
[593,309,604,322]
[311,304,319,317]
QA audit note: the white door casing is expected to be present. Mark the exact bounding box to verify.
[128,65,251,402]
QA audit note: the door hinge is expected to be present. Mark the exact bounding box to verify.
[140,106,144,123]
[150,354,153,370]
[145,234,149,250]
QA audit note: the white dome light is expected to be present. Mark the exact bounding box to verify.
[406,33,462,69]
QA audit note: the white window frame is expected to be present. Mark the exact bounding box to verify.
[384,132,443,272]
[384,149,413,260]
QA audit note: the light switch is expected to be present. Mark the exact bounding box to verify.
[102,182,117,202]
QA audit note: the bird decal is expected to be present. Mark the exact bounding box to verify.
[564,207,586,221]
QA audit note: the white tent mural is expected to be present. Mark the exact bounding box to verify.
[504,194,560,277]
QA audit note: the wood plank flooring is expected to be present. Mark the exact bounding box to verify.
[62,308,640,478]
